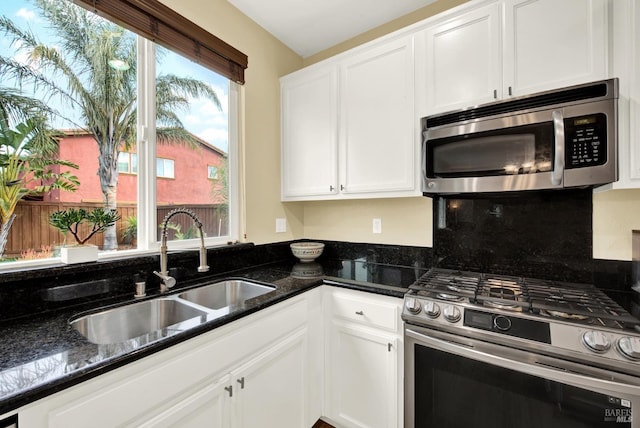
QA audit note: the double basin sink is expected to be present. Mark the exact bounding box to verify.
[70,279,276,345]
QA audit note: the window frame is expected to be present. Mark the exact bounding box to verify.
[207,165,219,180]
[135,37,240,255]
[118,152,138,175]
[0,14,241,270]
[156,157,175,179]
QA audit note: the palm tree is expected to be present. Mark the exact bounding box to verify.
[0,117,79,258]
[0,0,222,250]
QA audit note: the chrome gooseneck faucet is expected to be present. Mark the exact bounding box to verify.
[153,208,210,293]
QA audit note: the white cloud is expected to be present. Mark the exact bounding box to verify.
[13,50,30,66]
[198,127,229,151]
[16,8,36,21]
[173,83,230,150]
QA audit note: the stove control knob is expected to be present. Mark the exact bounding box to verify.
[582,330,611,353]
[405,297,422,314]
[617,337,640,360]
[424,301,441,318]
[443,305,461,323]
[493,315,512,331]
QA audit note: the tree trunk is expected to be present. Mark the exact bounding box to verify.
[0,214,16,259]
[103,187,118,251]
[98,137,120,251]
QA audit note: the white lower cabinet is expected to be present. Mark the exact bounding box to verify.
[135,330,308,428]
[324,288,403,428]
[18,286,404,428]
[231,329,307,427]
[19,289,323,428]
[136,374,231,428]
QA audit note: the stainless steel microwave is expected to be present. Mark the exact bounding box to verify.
[422,78,619,195]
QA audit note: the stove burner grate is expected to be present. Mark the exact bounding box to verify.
[411,268,639,329]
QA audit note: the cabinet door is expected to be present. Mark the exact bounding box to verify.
[327,322,399,428]
[133,375,231,428]
[417,2,502,116]
[281,67,339,199]
[232,328,309,428]
[609,0,640,188]
[503,0,607,97]
[339,36,418,196]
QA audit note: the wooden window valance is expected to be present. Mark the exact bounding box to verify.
[74,0,248,84]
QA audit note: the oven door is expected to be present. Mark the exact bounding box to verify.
[405,325,640,428]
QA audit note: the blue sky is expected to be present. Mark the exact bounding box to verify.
[0,0,230,152]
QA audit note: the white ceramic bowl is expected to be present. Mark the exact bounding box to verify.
[291,262,324,278]
[290,242,324,263]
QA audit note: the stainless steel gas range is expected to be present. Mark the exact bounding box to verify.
[403,268,640,428]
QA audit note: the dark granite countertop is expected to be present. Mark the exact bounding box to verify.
[0,258,422,415]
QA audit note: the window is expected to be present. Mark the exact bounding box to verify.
[208,166,219,180]
[0,0,241,266]
[118,153,138,174]
[156,158,175,179]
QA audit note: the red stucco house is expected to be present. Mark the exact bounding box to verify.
[45,130,227,205]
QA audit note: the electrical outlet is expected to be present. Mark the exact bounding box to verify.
[372,218,382,234]
[275,218,287,233]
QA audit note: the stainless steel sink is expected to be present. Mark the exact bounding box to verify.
[70,298,208,345]
[70,279,276,345]
[178,279,275,310]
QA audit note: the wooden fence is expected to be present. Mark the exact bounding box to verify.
[5,201,227,258]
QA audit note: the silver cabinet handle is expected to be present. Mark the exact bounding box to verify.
[355,310,364,316]
[330,185,334,191]
[237,377,245,389]
[388,343,392,352]
[508,86,512,96]
[340,184,345,191]
[493,89,497,99]
[224,385,233,397]
[551,110,565,186]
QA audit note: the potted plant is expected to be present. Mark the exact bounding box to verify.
[121,215,137,246]
[49,208,121,263]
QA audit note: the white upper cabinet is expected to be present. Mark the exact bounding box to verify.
[417,0,608,117]
[503,0,608,97]
[599,0,640,190]
[339,37,416,196]
[281,66,339,198]
[416,2,502,116]
[281,35,419,201]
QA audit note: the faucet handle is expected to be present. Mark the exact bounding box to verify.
[153,271,176,292]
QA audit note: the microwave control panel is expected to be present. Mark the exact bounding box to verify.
[564,113,607,169]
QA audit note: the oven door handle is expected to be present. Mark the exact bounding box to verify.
[406,328,640,396]
[551,109,565,186]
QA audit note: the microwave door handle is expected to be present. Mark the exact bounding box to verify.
[551,110,565,186]
[422,132,427,180]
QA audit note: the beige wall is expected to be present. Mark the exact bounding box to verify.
[593,189,640,261]
[303,198,432,247]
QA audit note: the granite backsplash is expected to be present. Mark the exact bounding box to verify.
[431,188,634,293]
[0,221,634,325]
[0,240,433,324]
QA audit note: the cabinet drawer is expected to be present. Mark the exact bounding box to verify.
[330,290,401,332]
